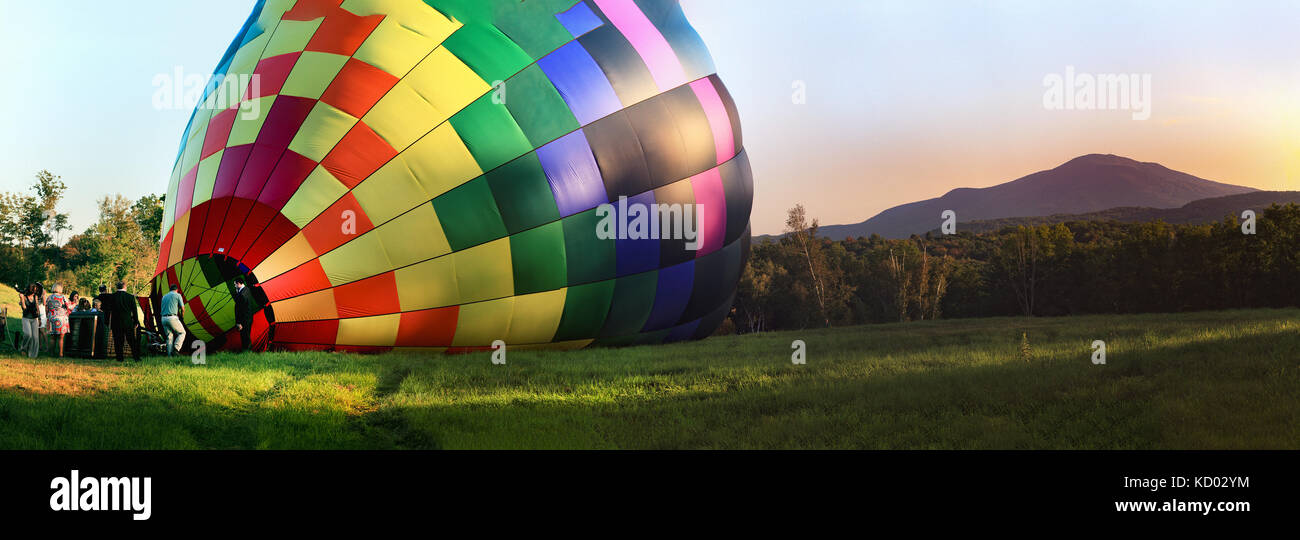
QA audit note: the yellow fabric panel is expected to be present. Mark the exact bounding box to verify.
[162,161,183,232]
[181,108,213,174]
[376,204,450,268]
[341,0,461,41]
[178,119,207,182]
[453,238,513,304]
[226,32,271,82]
[395,256,458,311]
[272,289,337,323]
[352,156,430,224]
[288,102,358,162]
[280,51,349,100]
[405,47,491,118]
[337,314,401,347]
[352,16,439,78]
[402,123,482,199]
[506,289,567,345]
[168,212,190,268]
[252,232,316,282]
[319,231,392,286]
[263,18,323,58]
[227,95,277,147]
[192,150,223,207]
[281,166,348,228]
[361,81,444,151]
[452,297,514,348]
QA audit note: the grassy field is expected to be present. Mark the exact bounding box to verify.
[0,308,1296,449]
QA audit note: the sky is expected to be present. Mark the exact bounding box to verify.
[1,0,1297,237]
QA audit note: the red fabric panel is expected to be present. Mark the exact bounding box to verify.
[332,271,399,318]
[227,203,277,262]
[242,214,299,269]
[283,0,342,21]
[254,95,316,150]
[319,58,398,118]
[321,122,395,188]
[245,53,301,100]
[396,306,459,347]
[202,108,238,159]
[214,198,254,255]
[305,13,384,57]
[302,192,374,253]
[174,164,199,222]
[274,319,340,345]
[156,229,174,276]
[262,259,330,303]
[258,150,317,210]
[182,202,210,260]
[235,144,283,200]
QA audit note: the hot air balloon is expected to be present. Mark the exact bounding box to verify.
[152,0,753,353]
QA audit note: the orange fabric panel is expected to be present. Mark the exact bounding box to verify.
[333,271,400,318]
[396,306,460,347]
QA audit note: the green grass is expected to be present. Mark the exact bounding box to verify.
[1,308,1297,449]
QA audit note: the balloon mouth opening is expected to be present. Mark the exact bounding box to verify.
[152,253,276,351]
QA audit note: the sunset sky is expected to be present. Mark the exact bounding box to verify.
[2,0,1297,237]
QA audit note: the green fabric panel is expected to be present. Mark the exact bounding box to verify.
[553,279,615,342]
[504,65,581,148]
[562,208,616,286]
[449,93,534,173]
[509,221,567,295]
[427,0,576,60]
[433,180,509,252]
[441,23,533,85]
[598,271,658,338]
[487,153,560,234]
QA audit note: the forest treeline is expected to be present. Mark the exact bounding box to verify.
[1,171,162,295]
[733,204,1300,332]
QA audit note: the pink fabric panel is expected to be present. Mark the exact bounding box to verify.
[593,0,688,91]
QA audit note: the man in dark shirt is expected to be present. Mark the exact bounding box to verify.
[233,277,254,352]
[109,281,141,362]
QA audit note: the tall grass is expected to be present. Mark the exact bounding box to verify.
[0,308,1296,449]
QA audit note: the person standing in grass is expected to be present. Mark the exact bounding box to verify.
[109,281,141,362]
[20,283,42,358]
[161,283,186,357]
[233,277,253,352]
[45,284,73,357]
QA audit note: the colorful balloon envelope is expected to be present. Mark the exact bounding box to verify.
[153,0,753,352]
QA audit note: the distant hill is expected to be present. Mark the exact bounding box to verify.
[949,191,1300,234]
[816,154,1259,240]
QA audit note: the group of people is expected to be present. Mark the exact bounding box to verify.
[16,278,255,361]
[19,281,148,361]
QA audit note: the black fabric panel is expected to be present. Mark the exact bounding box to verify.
[578,24,660,107]
[680,233,740,324]
[655,84,717,186]
[692,291,735,340]
[721,150,755,245]
[653,180,697,268]
[585,111,654,202]
[624,97,691,189]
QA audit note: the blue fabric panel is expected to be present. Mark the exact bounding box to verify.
[536,130,610,217]
[537,41,624,125]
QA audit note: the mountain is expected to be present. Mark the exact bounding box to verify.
[953,191,1300,234]
[817,154,1259,240]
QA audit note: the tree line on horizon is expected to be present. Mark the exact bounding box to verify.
[731,204,1300,332]
[0,170,163,297]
